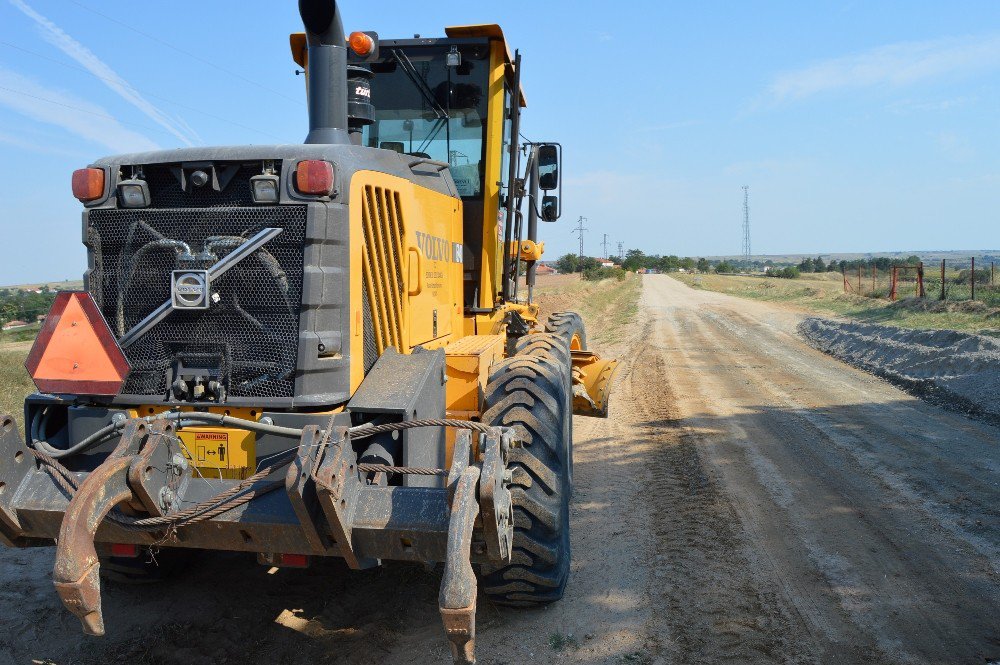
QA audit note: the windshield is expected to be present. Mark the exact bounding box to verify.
[362,44,490,198]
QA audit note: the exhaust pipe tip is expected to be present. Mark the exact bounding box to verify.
[298,0,345,46]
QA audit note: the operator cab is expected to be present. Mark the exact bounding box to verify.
[293,27,525,310]
[359,39,490,199]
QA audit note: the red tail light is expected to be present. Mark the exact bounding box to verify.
[110,543,139,558]
[72,168,105,202]
[295,160,334,196]
[257,552,310,568]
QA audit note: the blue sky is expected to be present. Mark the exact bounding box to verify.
[1,1,999,283]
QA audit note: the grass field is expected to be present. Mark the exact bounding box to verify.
[524,272,642,346]
[672,272,1000,333]
[0,345,32,431]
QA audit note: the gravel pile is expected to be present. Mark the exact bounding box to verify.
[798,318,1000,422]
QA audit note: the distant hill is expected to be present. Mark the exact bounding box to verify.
[0,280,84,292]
[706,250,999,266]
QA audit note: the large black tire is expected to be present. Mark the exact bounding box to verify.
[545,312,587,351]
[100,548,193,585]
[510,333,574,484]
[481,333,573,606]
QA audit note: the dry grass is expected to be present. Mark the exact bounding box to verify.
[0,345,32,431]
[530,273,642,347]
[672,272,1000,333]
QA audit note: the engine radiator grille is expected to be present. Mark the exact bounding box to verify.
[86,206,307,400]
[361,186,405,366]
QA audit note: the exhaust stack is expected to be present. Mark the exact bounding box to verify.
[299,0,351,144]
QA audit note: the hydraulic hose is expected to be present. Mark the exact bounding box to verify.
[29,410,304,459]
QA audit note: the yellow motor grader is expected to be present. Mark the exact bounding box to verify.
[0,1,617,661]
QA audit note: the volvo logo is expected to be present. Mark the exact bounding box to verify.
[171,270,210,310]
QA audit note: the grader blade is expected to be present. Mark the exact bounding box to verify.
[571,351,621,418]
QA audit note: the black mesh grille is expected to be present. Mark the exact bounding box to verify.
[87,205,306,400]
[144,163,269,208]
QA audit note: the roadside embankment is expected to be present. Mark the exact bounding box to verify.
[799,317,1000,423]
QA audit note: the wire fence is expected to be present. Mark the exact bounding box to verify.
[842,260,998,306]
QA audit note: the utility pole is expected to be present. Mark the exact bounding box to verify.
[572,216,588,259]
[742,185,752,270]
[602,234,609,259]
[617,241,624,261]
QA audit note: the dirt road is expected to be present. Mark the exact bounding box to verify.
[2,275,997,664]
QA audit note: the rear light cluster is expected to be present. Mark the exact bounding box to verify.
[295,160,335,196]
[73,160,335,206]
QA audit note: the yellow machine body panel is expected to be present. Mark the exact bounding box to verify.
[444,334,505,418]
[348,170,464,392]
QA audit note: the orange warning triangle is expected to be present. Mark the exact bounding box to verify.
[25,292,129,396]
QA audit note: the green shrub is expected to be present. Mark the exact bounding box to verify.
[582,266,627,282]
[769,267,800,279]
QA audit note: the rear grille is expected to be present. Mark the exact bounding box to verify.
[144,163,270,208]
[87,206,306,400]
[361,186,405,356]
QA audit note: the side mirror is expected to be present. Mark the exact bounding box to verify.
[537,144,559,191]
[542,195,559,222]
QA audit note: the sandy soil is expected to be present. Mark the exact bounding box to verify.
[2,275,998,664]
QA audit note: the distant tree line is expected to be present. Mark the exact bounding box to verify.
[550,250,992,283]
[0,287,56,326]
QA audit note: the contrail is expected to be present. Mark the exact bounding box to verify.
[9,0,199,146]
[0,67,159,153]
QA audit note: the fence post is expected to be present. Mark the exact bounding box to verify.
[890,267,897,301]
[940,259,946,301]
[917,262,925,298]
[858,265,862,295]
[971,257,976,301]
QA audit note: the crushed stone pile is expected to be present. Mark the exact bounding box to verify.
[798,318,1000,422]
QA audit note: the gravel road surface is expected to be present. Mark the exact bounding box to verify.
[1,274,996,664]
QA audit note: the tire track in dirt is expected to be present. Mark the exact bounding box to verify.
[640,275,1000,664]
[625,296,818,664]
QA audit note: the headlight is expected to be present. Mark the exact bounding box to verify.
[251,174,280,204]
[117,179,150,208]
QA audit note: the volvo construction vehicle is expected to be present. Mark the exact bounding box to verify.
[0,1,617,662]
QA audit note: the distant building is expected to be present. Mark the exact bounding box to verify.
[2,320,28,331]
[535,264,556,276]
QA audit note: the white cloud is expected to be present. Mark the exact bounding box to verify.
[0,67,159,153]
[9,0,198,146]
[765,34,1000,103]
[886,96,976,114]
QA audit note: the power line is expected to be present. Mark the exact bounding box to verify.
[742,185,752,269]
[0,40,284,141]
[0,84,191,138]
[571,216,588,259]
[67,0,303,106]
